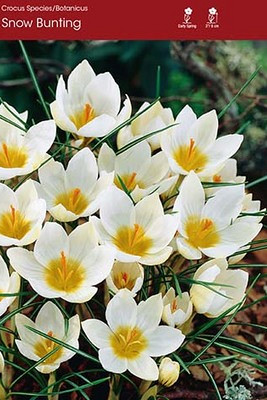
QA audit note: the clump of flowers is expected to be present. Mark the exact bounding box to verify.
[0,58,265,400]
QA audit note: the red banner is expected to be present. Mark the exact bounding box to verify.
[0,0,266,40]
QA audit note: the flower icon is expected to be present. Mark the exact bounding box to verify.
[209,7,217,15]
[184,7,193,23]
[184,7,193,15]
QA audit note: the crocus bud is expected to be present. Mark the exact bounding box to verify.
[106,261,144,296]
[159,357,180,387]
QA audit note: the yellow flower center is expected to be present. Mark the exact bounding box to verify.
[110,326,147,360]
[0,205,31,240]
[173,138,208,172]
[114,173,144,192]
[45,251,85,292]
[55,188,88,215]
[0,143,28,169]
[34,330,63,364]
[185,216,219,248]
[113,271,136,290]
[70,103,95,130]
[113,224,152,256]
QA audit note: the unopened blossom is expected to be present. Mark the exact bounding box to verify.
[173,172,262,260]
[15,301,80,373]
[8,221,115,303]
[106,261,144,296]
[190,258,248,317]
[50,59,126,138]
[98,142,176,202]
[82,290,184,380]
[161,105,243,177]
[117,100,174,151]
[159,357,180,387]
[0,180,46,246]
[0,256,20,317]
[162,288,193,328]
[93,187,178,265]
[0,102,56,180]
[35,148,113,222]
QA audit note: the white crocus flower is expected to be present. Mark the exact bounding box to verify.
[162,288,193,328]
[0,256,20,317]
[0,180,46,246]
[98,142,177,202]
[159,357,180,387]
[93,187,178,265]
[190,258,248,317]
[7,221,115,303]
[15,301,80,373]
[35,148,113,222]
[0,103,56,180]
[117,100,174,151]
[173,172,262,260]
[82,290,185,380]
[50,59,125,138]
[161,105,243,177]
[203,158,245,196]
[106,261,144,296]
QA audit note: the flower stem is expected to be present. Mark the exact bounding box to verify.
[47,372,58,400]
[108,375,121,400]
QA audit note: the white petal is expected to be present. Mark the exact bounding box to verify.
[127,354,158,380]
[81,246,115,286]
[176,238,202,260]
[206,135,243,166]
[106,290,137,331]
[202,222,262,258]
[15,340,39,361]
[67,60,96,102]
[192,110,218,150]
[99,347,127,373]
[69,221,99,260]
[38,157,65,197]
[50,100,77,133]
[35,302,65,338]
[25,120,56,155]
[34,223,69,266]
[136,294,162,333]
[82,319,111,348]
[202,185,244,230]
[174,172,204,235]
[100,187,134,235]
[7,247,44,281]
[140,247,173,266]
[78,114,116,138]
[0,256,9,290]
[146,326,185,356]
[86,72,121,117]
[134,193,163,230]
[15,314,38,345]
[66,148,98,191]
[98,143,116,173]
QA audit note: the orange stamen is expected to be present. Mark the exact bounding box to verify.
[70,188,81,206]
[213,174,222,183]
[2,143,10,166]
[47,331,53,337]
[10,205,16,225]
[188,138,195,158]
[60,251,67,279]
